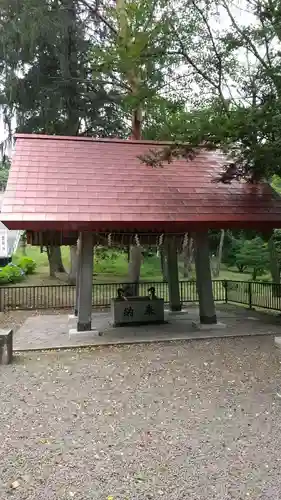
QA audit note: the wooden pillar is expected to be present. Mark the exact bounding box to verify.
[166,236,181,311]
[74,242,81,317]
[0,329,13,364]
[194,230,217,324]
[77,232,93,331]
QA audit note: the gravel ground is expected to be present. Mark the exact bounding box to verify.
[1,336,281,500]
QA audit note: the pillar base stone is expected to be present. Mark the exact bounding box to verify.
[77,321,92,332]
[169,305,182,312]
[200,314,218,324]
[69,328,101,340]
[0,329,13,365]
[165,308,188,315]
[192,321,226,330]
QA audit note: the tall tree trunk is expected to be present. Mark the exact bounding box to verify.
[268,235,280,282]
[46,246,57,277]
[160,247,168,281]
[212,230,225,278]
[19,232,27,256]
[53,247,66,273]
[252,268,257,281]
[127,245,142,296]
[116,0,143,295]
[166,237,181,311]
[183,237,193,278]
[68,244,78,284]
[60,0,80,279]
[268,235,281,296]
[46,246,66,276]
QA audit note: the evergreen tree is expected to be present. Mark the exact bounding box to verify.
[0,0,126,139]
[0,0,128,279]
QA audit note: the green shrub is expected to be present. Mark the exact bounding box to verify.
[18,257,36,275]
[235,237,269,280]
[8,264,25,283]
[0,264,25,284]
[0,267,10,284]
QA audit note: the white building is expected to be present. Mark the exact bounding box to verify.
[0,193,21,265]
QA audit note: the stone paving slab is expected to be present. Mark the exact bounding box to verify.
[13,307,281,351]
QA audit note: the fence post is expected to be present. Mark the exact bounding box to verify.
[224,280,228,303]
[248,282,252,309]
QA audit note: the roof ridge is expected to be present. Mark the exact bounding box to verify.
[14,133,177,146]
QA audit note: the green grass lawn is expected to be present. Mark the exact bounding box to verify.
[13,246,164,283]
[11,245,261,286]
[6,246,278,311]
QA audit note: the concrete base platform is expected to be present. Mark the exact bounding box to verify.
[274,336,281,349]
[12,306,281,351]
[192,321,226,330]
[16,325,274,351]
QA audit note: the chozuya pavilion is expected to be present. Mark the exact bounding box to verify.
[2,133,281,333]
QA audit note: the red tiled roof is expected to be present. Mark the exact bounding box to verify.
[2,133,281,231]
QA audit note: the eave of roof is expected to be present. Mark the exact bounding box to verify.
[1,133,281,231]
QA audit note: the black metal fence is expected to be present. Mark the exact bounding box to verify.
[225,280,281,311]
[0,279,280,312]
